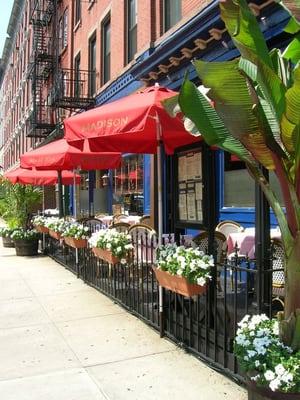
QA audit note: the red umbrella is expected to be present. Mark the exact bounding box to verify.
[4,167,81,186]
[64,85,200,155]
[20,138,121,171]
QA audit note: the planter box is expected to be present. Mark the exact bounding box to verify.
[92,247,120,264]
[34,225,49,234]
[247,379,299,400]
[152,267,207,297]
[49,230,61,240]
[2,236,15,248]
[64,236,87,249]
[14,239,38,256]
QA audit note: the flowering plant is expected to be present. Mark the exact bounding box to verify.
[0,227,15,238]
[32,215,47,226]
[61,223,90,240]
[234,314,300,393]
[44,217,70,233]
[88,228,133,263]
[10,228,39,241]
[156,243,214,286]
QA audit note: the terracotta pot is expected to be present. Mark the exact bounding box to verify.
[92,247,120,264]
[152,267,207,297]
[34,225,49,234]
[247,378,300,400]
[2,236,15,248]
[14,239,38,256]
[49,230,61,240]
[64,236,87,249]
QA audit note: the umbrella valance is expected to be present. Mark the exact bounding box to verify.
[4,167,81,186]
[20,138,121,171]
[64,85,200,155]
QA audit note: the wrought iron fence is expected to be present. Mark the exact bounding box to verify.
[44,224,282,383]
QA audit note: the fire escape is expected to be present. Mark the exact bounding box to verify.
[27,0,95,140]
[27,0,56,138]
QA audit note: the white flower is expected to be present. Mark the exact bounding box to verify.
[255,360,260,367]
[269,378,281,392]
[275,364,286,376]
[120,258,127,265]
[247,350,256,358]
[264,370,275,381]
[197,277,206,286]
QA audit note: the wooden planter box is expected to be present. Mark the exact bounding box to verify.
[49,230,61,240]
[64,236,87,249]
[34,225,49,234]
[92,247,120,264]
[247,379,299,399]
[152,267,207,297]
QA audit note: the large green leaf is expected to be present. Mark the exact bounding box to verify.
[282,34,300,64]
[219,0,272,68]
[278,0,300,32]
[174,77,253,162]
[194,59,276,169]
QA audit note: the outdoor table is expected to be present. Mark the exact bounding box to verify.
[227,227,281,259]
[99,215,141,226]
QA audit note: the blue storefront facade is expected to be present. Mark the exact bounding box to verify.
[81,0,289,230]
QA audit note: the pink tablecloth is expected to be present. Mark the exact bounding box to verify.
[227,228,281,259]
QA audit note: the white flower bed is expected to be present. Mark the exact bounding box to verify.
[156,243,214,285]
[88,228,133,264]
[234,314,300,393]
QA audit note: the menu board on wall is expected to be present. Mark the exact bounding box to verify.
[177,150,203,224]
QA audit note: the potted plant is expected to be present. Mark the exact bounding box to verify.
[11,229,39,256]
[154,243,214,297]
[0,227,15,248]
[32,215,49,234]
[62,223,90,249]
[235,314,300,399]
[88,228,133,264]
[45,217,69,240]
[163,0,300,396]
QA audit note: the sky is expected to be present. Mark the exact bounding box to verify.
[0,0,14,57]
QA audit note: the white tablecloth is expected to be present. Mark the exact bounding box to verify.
[99,215,141,226]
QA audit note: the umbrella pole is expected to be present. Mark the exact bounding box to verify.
[73,169,80,278]
[42,187,45,251]
[156,115,164,338]
[73,170,77,219]
[57,171,64,218]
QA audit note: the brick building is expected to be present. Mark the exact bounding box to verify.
[0,0,290,222]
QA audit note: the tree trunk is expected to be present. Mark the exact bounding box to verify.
[285,232,300,319]
[280,232,300,350]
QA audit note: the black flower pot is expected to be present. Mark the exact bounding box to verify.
[2,236,15,248]
[14,239,38,256]
[247,378,300,399]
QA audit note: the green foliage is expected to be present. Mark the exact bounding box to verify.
[0,227,16,238]
[0,179,42,229]
[61,223,90,240]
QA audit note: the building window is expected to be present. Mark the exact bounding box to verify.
[164,0,181,32]
[88,33,96,96]
[75,0,81,25]
[102,15,111,84]
[74,53,81,97]
[127,0,137,63]
[58,9,68,52]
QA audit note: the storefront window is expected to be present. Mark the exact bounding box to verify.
[112,155,144,215]
[223,152,283,208]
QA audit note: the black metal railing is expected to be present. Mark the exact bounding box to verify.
[51,69,95,109]
[44,226,282,383]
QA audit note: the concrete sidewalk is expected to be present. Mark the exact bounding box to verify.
[0,242,246,400]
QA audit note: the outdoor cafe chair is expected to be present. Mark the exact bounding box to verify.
[82,218,105,233]
[112,214,128,225]
[128,223,157,265]
[110,222,130,233]
[192,231,227,292]
[140,215,152,227]
[216,220,244,239]
[271,238,285,309]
